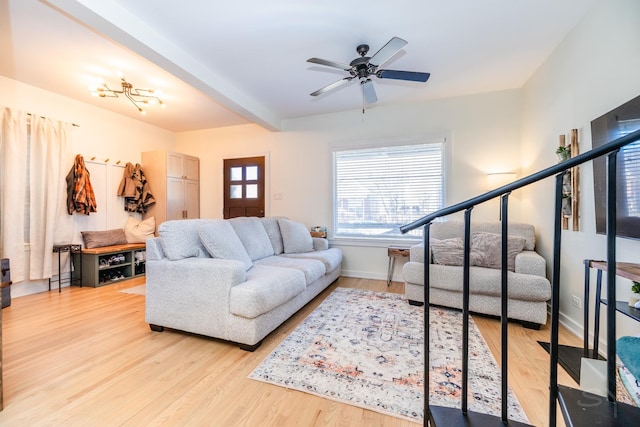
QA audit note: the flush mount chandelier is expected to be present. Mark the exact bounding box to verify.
[89,77,164,114]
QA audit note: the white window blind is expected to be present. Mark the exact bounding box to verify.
[333,139,445,239]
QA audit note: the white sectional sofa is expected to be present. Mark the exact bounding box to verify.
[145,217,342,351]
[402,221,551,328]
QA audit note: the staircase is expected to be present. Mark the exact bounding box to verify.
[400,128,640,427]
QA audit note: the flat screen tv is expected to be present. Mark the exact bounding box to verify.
[591,94,640,240]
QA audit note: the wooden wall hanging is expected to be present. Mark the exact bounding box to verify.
[556,129,580,230]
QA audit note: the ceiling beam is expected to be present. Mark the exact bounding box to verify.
[42,0,282,131]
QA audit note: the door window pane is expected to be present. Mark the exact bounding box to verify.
[246,184,258,199]
[230,185,242,199]
[246,166,258,180]
[230,167,243,181]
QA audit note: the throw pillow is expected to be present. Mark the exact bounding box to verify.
[430,237,483,266]
[261,217,285,255]
[471,232,526,271]
[278,218,313,254]
[124,216,156,243]
[228,217,274,261]
[158,220,203,260]
[198,220,253,271]
[430,237,463,266]
[81,228,128,249]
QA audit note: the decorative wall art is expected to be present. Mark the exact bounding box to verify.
[556,129,580,230]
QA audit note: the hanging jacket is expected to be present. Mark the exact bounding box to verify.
[117,162,136,197]
[124,163,156,213]
[66,154,97,215]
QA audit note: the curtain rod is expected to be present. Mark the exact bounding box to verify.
[27,113,80,127]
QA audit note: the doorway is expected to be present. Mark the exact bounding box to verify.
[223,156,265,218]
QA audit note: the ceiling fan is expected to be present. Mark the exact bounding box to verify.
[307,37,430,105]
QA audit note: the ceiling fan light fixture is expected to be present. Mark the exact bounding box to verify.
[307,37,430,105]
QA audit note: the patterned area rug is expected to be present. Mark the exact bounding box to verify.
[249,287,528,424]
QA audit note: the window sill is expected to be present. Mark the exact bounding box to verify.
[328,236,421,248]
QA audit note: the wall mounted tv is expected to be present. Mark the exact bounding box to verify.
[591,93,640,240]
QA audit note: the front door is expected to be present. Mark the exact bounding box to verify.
[223,156,265,218]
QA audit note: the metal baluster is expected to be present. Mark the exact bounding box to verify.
[500,193,510,422]
[548,172,565,427]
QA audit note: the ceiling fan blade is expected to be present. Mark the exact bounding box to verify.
[307,57,352,71]
[310,77,353,96]
[377,69,431,82]
[368,37,408,67]
[361,79,377,104]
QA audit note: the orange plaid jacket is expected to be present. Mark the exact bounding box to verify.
[65,154,97,215]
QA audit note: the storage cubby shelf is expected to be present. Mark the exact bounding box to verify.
[72,243,145,287]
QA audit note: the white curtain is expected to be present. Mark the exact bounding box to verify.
[28,115,73,280]
[0,108,28,283]
[0,108,74,282]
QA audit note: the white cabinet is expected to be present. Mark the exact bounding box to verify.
[142,151,200,228]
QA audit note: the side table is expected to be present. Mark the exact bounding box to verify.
[49,244,82,292]
[387,246,410,286]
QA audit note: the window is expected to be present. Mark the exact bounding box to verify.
[333,137,445,240]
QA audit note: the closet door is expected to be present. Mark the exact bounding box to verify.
[167,177,185,220]
[184,180,199,219]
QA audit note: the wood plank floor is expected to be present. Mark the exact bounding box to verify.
[0,277,580,426]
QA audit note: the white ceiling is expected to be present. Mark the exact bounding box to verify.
[1,0,598,132]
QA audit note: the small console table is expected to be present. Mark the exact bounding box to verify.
[49,244,82,292]
[387,246,410,286]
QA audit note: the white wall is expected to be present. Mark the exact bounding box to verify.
[177,89,523,281]
[521,0,640,343]
[0,75,176,297]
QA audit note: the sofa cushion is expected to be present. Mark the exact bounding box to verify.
[198,220,253,271]
[278,219,313,254]
[261,217,285,255]
[124,215,156,243]
[229,265,306,318]
[403,261,551,302]
[282,248,342,273]
[229,217,275,261]
[158,220,208,260]
[81,228,127,249]
[255,256,325,285]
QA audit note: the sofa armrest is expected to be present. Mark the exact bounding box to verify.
[410,244,426,263]
[145,257,247,338]
[312,237,329,251]
[515,250,546,277]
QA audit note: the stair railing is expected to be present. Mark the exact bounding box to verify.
[400,128,640,427]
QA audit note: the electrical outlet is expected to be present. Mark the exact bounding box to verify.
[571,295,582,309]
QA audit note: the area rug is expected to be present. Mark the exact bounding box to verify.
[249,287,528,424]
[118,284,146,295]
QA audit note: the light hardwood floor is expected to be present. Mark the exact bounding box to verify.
[0,277,580,426]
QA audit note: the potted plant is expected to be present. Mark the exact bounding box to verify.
[556,146,571,162]
[630,281,640,307]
